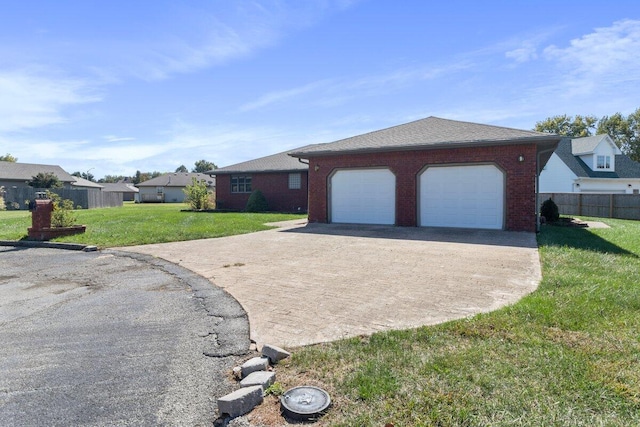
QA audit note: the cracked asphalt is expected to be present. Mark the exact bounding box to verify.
[0,246,250,426]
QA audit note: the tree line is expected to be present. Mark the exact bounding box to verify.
[534,107,640,161]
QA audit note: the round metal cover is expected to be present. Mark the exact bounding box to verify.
[281,386,331,420]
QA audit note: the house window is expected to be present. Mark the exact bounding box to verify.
[231,175,252,193]
[156,186,164,194]
[597,155,611,169]
[288,173,301,190]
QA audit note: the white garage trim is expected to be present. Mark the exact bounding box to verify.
[419,164,504,230]
[329,168,396,225]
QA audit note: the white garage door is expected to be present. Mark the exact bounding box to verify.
[330,169,395,225]
[420,165,504,229]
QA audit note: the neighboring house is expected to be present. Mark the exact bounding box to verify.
[70,176,104,190]
[136,173,215,203]
[0,161,76,190]
[289,116,562,232]
[101,182,139,201]
[539,135,640,194]
[210,148,313,212]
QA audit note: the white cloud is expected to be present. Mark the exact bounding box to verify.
[111,1,361,81]
[505,42,538,63]
[0,69,101,132]
[542,19,640,96]
[238,61,471,112]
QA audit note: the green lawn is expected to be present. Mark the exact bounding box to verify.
[261,218,640,426]
[0,203,306,247]
[3,204,639,425]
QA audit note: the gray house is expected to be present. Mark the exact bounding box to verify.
[0,161,76,190]
[136,173,215,203]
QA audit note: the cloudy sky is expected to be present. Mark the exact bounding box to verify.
[1,0,639,179]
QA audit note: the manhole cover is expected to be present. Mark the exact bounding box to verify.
[281,386,331,421]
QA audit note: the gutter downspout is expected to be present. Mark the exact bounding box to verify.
[536,146,557,232]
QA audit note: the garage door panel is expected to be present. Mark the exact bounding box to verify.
[331,169,395,225]
[420,165,504,229]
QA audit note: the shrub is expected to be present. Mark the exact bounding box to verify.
[183,177,213,210]
[540,198,560,223]
[0,186,5,211]
[46,191,78,227]
[245,190,268,212]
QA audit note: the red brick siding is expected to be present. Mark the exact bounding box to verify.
[306,144,538,232]
[215,172,308,212]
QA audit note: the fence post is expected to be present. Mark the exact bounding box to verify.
[578,194,582,216]
[610,194,614,218]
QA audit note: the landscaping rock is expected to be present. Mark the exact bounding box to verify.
[232,366,242,380]
[217,385,263,418]
[240,356,269,378]
[261,344,291,363]
[240,370,276,390]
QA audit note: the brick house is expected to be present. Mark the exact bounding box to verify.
[211,148,313,212]
[289,117,561,232]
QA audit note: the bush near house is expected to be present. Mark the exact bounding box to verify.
[245,189,269,212]
[540,198,560,223]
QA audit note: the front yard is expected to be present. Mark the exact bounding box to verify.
[0,203,306,247]
[1,204,638,425]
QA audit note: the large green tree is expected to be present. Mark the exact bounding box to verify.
[597,109,640,162]
[175,165,188,173]
[192,160,217,173]
[534,114,598,137]
[0,153,18,162]
[28,172,62,189]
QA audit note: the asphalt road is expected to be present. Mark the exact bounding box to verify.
[0,246,250,426]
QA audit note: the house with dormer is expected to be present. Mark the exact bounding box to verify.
[539,135,640,194]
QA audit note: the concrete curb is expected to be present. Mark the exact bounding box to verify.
[0,240,97,252]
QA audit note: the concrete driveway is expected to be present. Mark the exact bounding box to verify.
[121,220,541,349]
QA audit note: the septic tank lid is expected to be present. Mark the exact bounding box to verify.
[280,386,331,420]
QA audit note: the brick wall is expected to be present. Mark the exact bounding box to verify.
[306,144,538,232]
[215,172,308,212]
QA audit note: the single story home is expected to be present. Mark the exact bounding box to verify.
[0,161,76,190]
[289,116,562,232]
[136,173,215,203]
[539,135,640,194]
[210,147,312,212]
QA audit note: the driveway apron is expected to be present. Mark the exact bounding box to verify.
[120,221,541,349]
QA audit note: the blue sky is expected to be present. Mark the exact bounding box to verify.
[1,0,639,179]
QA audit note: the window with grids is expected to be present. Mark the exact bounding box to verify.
[231,175,252,193]
[597,155,611,169]
[288,173,301,190]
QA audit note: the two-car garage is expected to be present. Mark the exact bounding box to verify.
[329,165,505,230]
[291,117,562,232]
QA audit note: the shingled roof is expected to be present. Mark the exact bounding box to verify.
[554,137,640,179]
[211,145,319,175]
[289,116,559,157]
[0,161,76,183]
